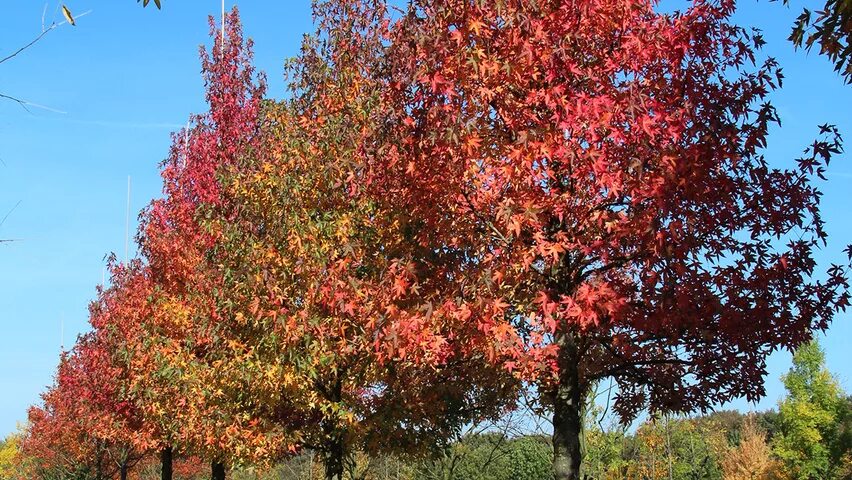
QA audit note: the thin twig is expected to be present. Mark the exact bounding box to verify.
[0,28,53,65]
[0,200,22,229]
[1,9,91,111]
[0,9,92,64]
[0,93,67,114]
[0,93,33,113]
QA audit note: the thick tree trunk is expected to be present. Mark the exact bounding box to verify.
[551,331,583,480]
[322,435,346,480]
[211,460,226,480]
[120,462,129,480]
[161,446,173,480]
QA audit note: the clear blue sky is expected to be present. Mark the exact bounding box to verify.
[0,1,849,437]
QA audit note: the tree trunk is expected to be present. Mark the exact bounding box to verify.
[321,378,347,480]
[551,331,583,480]
[120,462,129,480]
[95,448,104,480]
[211,460,226,480]
[161,446,173,480]
[95,459,102,480]
[322,435,346,480]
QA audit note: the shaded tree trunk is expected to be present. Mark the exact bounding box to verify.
[211,460,226,480]
[95,448,105,480]
[551,331,583,480]
[120,462,128,480]
[321,377,347,480]
[161,446,173,480]
[322,434,346,480]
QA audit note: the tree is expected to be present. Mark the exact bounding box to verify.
[581,400,634,479]
[133,9,291,476]
[88,259,184,480]
[18,350,136,480]
[506,437,551,480]
[208,3,515,478]
[413,432,549,480]
[836,395,852,477]
[773,340,850,478]
[721,417,781,480]
[623,416,728,480]
[782,0,852,83]
[69,333,149,480]
[367,0,851,478]
[0,431,22,480]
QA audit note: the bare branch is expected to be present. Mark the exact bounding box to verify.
[0,200,22,229]
[0,9,92,65]
[0,93,34,113]
[1,9,91,112]
[0,28,53,65]
[0,93,67,114]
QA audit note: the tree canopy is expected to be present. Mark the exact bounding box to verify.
[7,1,851,480]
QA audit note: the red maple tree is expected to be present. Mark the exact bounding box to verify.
[134,9,289,478]
[206,3,516,478]
[365,0,851,477]
[16,3,851,480]
[20,342,146,480]
[90,258,182,480]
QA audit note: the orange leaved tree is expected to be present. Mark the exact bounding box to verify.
[207,2,516,478]
[367,0,850,478]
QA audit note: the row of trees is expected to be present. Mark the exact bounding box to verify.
[5,339,850,479]
[4,0,852,479]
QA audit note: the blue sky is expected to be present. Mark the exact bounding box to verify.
[0,1,850,437]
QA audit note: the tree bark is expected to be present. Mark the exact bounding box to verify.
[321,378,346,480]
[161,446,173,480]
[322,434,346,480]
[211,460,226,480]
[95,447,104,480]
[120,462,129,480]
[551,331,583,480]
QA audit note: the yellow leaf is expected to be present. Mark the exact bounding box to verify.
[61,5,76,26]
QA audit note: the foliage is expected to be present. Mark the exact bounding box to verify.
[10,1,852,480]
[782,0,852,82]
[413,433,550,480]
[772,340,851,479]
[18,353,126,480]
[132,8,293,468]
[505,437,551,480]
[368,0,850,477]
[208,2,515,477]
[836,396,852,477]
[581,405,631,478]
[132,454,206,480]
[721,417,782,480]
[0,431,21,480]
[137,0,162,9]
[627,416,727,480]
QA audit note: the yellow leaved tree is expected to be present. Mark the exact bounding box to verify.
[0,431,22,480]
[721,417,782,480]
